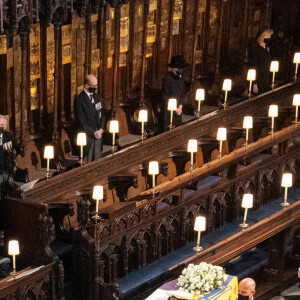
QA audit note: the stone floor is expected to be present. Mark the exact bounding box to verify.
[271,283,300,300]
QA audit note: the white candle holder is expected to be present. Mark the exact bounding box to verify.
[8,240,20,277]
[222,79,232,109]
[167,98,177,130]
[270,61,279,91]
[268,105,278,138]
[138,110,148,141]
[240,194,253,230]
[247,69,256,100]
[149,161,159,196]
[294,53,300,81]
[193,216,206,253]
[77,132,87,166]
[216,127,227,160]
[187,139,197,174]
[243,116,253,150]
[92,185,104,220]
[44,145,54,181]
[292,94,300,125]
[109,120,119,154]
[281,173,292,207]
[195,89,205,118]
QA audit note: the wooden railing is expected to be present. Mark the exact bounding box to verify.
[73,121,300,299]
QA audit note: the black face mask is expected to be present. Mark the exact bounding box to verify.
[238,295,249,300]
[264,38,271,47]
[0,127,4,134]
[88,87,96,94]
[176,69,183,78]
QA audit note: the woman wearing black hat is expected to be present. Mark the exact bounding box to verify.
[162,55,189,132]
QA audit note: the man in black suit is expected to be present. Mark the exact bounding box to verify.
[74,74,105,162]
[0,115,14,201]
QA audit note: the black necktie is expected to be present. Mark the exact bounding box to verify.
[90,94,94,104]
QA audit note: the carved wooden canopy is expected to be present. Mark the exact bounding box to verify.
[0,0,130,34]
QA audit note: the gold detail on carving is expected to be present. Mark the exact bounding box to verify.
[172,19,180,35]
[121,3,129,17]
[107,57,112,69]
[91,14,98,22]
[0,35,7,55]
[120,35,129,53]
[199,0,207,12]
[92,49,100,68]
[7,48,13,69]
[119,53,127,67]
[149,0,158,11]
[147,23,156,43]
[61,24,71,45]
[47,25,55,113]
[174,0,183,20]
[62,44,72,64]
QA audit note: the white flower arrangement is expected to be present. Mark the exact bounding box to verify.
[177,262,227,295]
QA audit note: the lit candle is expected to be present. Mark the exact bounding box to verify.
[92,185,104,220]
[281,173,292,207]
[222,79,232,109]
[270,61,279,91]
[187,139,197,173]
[138,110,148,140]
[109,120,119,154]
[44,145,54,180]
[195,89,205,118]
[149,161,159,195]
[243,116,253,149]
[292,94,300,124]
[294,52,300,80]
[240,194,253,229]
[193,216,206,253]
[8,240,20,276]
[216,127,227,160]
[77,132,87,166]
[247,69,256,100]
[167,98,177,129]
[268,105,278,138]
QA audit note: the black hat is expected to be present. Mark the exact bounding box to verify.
[167,55,190,69]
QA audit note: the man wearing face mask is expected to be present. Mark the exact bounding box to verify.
[238,278,256,300]
[0,115,14,201]
[249,27,274,94]
[74,74,105,162]
[162,55,189,132]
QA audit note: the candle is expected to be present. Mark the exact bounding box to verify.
[270,61,279,91]
[193,216,206,252]
[138,110,148,139]
[243,116,253,149]
[77,132,87,166]
[222,79,232,109]
[247,69,256,99]
[149,161,159,193]
[92,185,104,219]
[187,139,197,173]
[44,145,54,180]
[109,120,119,153]
[217,127,227,159]
[195,89,205,117]
[294,52,300,80]
[240,194,253,229]
[167,98,177,129]
[8,240,20,275]
[281,173,292,207]
[293,94,300,123]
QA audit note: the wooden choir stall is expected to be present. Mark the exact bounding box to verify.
[0,0,300,300]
